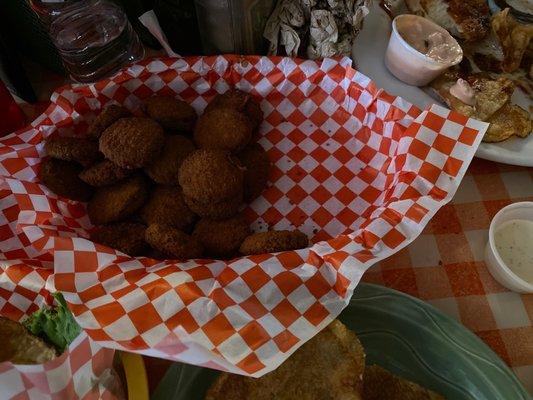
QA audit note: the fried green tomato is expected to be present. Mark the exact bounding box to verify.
[192,215,250,258]
[39,158,93,201]
[140,185,196,230]
[184,192,242,220]
[91,222,148,256]
[205,89,263,130]
[79,159,131,187]
[239,230,309,255]
[45,136,101,167]
[194,108,253,153]
[237,143,270,202]
[87,174,149,225]
[143,96,197,132]
[87,105,130,139]
[178,149,244,203]
[99,117,165,168]
[145,135,195,184]
[145,223,203,259]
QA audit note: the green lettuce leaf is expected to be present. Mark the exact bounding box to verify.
[23,293,81,353]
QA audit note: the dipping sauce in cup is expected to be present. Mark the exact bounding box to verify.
[385,14,463,86]
[485,202,533,293]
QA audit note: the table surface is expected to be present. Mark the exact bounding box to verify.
[13,61,533,395]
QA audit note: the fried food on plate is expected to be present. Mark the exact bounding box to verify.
[192,215,250,258]
[184,192,242,220]
[99,117,165,168]
[79,159,132,187]
[88,174,149,225]
[178,149,244,203]
[492,8,533,73]
[91,222,148,256]
[141,185,197,230]
[483,103,532,142]
[194,108,253,153]
[405,0,490,42]
[363,365,445,400]
[0,316,57,364]
[145,135,195,184]
[39,158,93,201]
[205,319,365,400]
[45,136,101,167]
[205,89,263,130]
[237,143,270,202]
[239,230,309,255]
[145,223,203,259]
[87,105,130,139]
[143,96,197,132]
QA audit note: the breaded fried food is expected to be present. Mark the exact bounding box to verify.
[143,96,197,132]
[184,192,242,220]
[205,89,263,130]
[0,317,57,364]
[145,223,203,259]
[194,108,253,153]
[87,104,130,139]
[145,135,195,184]
[79,159,131,187]
[240,230,309,255]
[192,215,250,258]
[99,117,165,168]
[237,143,270,202]
[88,174,149,225]
[45,136,101,167]
[178,149,244,203]
[205,319,365,400]
[363,365,445,400]
[39,158,93,201]
[140,185,196,230]
[91,222,147,256]
[483,103,531,142]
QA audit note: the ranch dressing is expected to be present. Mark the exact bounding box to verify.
[494,219,533,284]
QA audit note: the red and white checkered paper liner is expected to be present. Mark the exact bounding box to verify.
[0,263,122,400]
[0,55,488,377]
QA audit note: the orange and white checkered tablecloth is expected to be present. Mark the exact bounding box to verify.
[363,157,533,393]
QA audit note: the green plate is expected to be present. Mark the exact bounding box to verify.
[153,283,531,400]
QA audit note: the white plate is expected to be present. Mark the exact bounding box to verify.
[352,2,533,167]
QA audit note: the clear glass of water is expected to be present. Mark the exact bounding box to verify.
[48,0,144,83]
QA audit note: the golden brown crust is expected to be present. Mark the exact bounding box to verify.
[45,136,101,167]
[483,103,531,142]
[205,89,263,130]
[192,215,250,258]
[205,320,365,400]
[87,105,130,139]
[239,230,309,255]
[145,223,203,259]
[178,149,244,203]
[39,158,93,202]
[237,143,270,202]
[88,175,149,225]
[184,192,242,220]
[143,96,197,132]
[0,317,57,364]
[447,0,490,42]
[194,108,253,153]
[363,365,445,400]
[91,222,148,256]
[140,186,197,230]
[79,159,132,187]
[99,117,165,168]
[145,135,196,184]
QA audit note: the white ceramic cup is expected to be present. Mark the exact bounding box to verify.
[385,14,463,86]
[485,202,533,294]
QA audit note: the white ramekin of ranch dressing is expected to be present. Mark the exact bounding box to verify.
[385,14,463,86]
[485,202,533,293]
